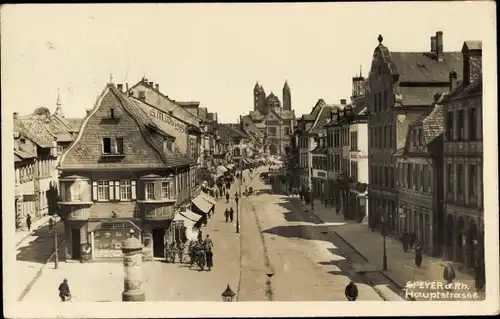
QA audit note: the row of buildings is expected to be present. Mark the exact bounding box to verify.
[13,76,255,261]
[287,32,484,272]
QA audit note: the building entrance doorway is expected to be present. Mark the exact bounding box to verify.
[152,228,165,258]
[71,229,81,260]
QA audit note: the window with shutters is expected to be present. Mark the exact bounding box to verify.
[446,163,453,198]
[145,182,155,200]
[120,180,132,200]
[457,110,465,140]
[468,108,477,140]
[407,163,412,188]
[415,164,421,190]
[456,164,464,197]
[98,181,110,200]
[421,165,427,192]
[161,181,171,199]
[102,137,124,155]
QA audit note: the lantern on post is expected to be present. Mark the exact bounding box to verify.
[221,284,236,302]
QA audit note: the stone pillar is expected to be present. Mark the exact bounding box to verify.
[122,229,145,302]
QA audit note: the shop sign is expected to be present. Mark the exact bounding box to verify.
[317,171,326,178]
[149,108,186,134]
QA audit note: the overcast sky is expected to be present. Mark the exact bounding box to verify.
[1,3,495,123]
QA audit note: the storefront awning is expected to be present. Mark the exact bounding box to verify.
[173,209,203,227]
[200,192,217,205]
[216,165,228,177]
[192,194,214,214]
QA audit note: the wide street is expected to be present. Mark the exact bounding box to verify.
[18,166,387,302]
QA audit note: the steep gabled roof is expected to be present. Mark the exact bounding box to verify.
[389,52,463,83]
[60,84,192,169]
[14,116,56,148]
[309,104,339,135]
[441,77,482,104]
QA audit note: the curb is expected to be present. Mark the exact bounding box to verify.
[16,220,49,248]
[18,238,66,301]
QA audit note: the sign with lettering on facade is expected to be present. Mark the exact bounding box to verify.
[149,108,186,134]
[317,171,326,178]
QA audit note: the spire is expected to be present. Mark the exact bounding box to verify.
[283,80,290,90]
[254,81,260,89]
[56,88,61,106]
[109,73,114,84]
[360,65,363,77]
[54,88,64,117]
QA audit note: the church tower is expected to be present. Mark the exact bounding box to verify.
[54,89,65,117]
[282,80,291,110]
[351,66,366,99]
[253,81,261,112]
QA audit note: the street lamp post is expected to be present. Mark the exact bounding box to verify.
[381,212,388,271]
[235,160,241,234]
[221,284,236,302]
[52,215,59,269]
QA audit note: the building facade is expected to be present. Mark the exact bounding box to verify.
[395,103,444,256]
[14,113,59,229]
[367,32,463,236]
[57,82,201,262]
[243,81,296,157]
[442,41,483,271]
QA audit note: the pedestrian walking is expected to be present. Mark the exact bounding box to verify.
[415,244,423,268]
[26,214,32,231]
[324,195,328,208]
[335,203,341,215]
[345,281,358,301]
[205,247,214,271]
[58,279,71,302]
[224,208,230,222]
[409,232,416,250]
[443,262,456,286]
[49,217,54,231]
[475,261,485,293]
[219,188,223,198]
[197,229,203,241]
[226,192,230,203]
[229,207,234,223]
[401,229,409,252]
[204,234,213,250]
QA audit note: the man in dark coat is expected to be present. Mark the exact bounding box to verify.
[443,262,456,286]
[401,230,409,252]
[224,208,230,222]
[229,207,234,223]
[49,217,54,231]
[197,230,203,241]
[205,247,214,271]
[58,279,71,302]
[225,192,230,203]
[475,262,485,292]
[415,244,423,268]
[345,281,358,301]
[26,214,32,231]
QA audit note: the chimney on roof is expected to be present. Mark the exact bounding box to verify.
[85,109,92,115]
[462,41,482,85]
[155,84,159,91]
[340,99,347,105]
[149,82,154,87]
[13,112,19,119]
[126,82,129,92]
[117,84,123,92]
[449,70,458,92]
[430,36,437,54]
[435,31,443,62]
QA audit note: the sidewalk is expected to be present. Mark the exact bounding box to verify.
[22,187,242,303]
[16,215,56,247]
[15,219,65,301]
[287,194,484,301]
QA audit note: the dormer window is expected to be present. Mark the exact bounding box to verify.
[20,138,26,144]
[163,139,173,152]
[102,137,124,155]
[109,108,115,118]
